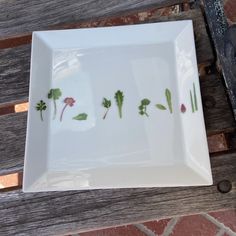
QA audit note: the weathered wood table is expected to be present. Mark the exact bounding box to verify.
[0,0,236,235]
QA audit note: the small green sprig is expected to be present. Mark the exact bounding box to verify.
[155,88,172,113]
[139,98,150,117]
[114,90,124,118]
[102,98,111,120]
[36,100,47,121]
[165,88,173,114]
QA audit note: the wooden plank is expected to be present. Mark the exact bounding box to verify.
[0,45,30,106]
[0,152,235,235]
[0,75,234,176]
[0,9,213,107]
[0,112,26,175]
[203,0,236,120]
[0,0,188,39]
[200,76,235,135]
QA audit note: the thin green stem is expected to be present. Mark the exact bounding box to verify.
[103,108,109,120]
[193,83,198,111]
[118,107,122,118]
[190,90,194,113]
[40,110,43,121]
[53,99,57,120]
[144,107,149,117]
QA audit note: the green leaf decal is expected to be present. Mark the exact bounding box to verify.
[156,104,167,110]
[48,88,62,100]
[102,98,111,108]
[190,90,195,113]
[114,90,124,118]
[48,88,62,119]
[165,88,172,113]
[36,100,47,121]
[73,113,88,121]
[193,83,198,111]
[102,98,111,119]
[139,98,151,117]
[141,98,150,106]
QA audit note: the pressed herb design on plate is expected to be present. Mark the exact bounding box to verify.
[180,104,186,113]
[102,98,111,120]
[156,88,173,113]
[190,83,198,113]
[60,97,75,122]
[36,100,47,121]
[190,90,194,112]
[139,98,151,117]
[156,104,167,110]
[48,88,62,120]
[193,83,198,111]
[165,88,173,113]
[73,113,88,121]
[115,90,124,118]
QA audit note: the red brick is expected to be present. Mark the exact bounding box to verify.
[170,215,219,236]
[143,219,170,235]
[209,210,236,232]
[80,225,146,236]
[224,0,236,23]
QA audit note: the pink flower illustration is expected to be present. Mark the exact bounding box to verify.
[60,97,75,122]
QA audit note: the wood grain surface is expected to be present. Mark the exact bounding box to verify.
[0,75,234,176]
[0,152,235,236]
[0,112,26,175]
[200,76,235,135]
[0,9,213,107]
[0,0,188,39]
[203,0,236,120]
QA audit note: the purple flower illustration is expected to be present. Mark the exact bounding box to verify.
[181,104,186,113]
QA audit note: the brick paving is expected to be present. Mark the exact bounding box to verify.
[77,210,236,236]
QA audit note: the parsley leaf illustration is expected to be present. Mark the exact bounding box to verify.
[102,98,111,119]
[36,100,47,121]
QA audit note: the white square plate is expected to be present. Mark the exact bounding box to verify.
[23,20,212,192]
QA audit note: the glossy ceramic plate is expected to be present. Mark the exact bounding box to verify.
[23,20,213,192]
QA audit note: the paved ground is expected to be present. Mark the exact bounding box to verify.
[76,210,236,236]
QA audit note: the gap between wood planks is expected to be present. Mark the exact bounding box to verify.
[0,102,28,116]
